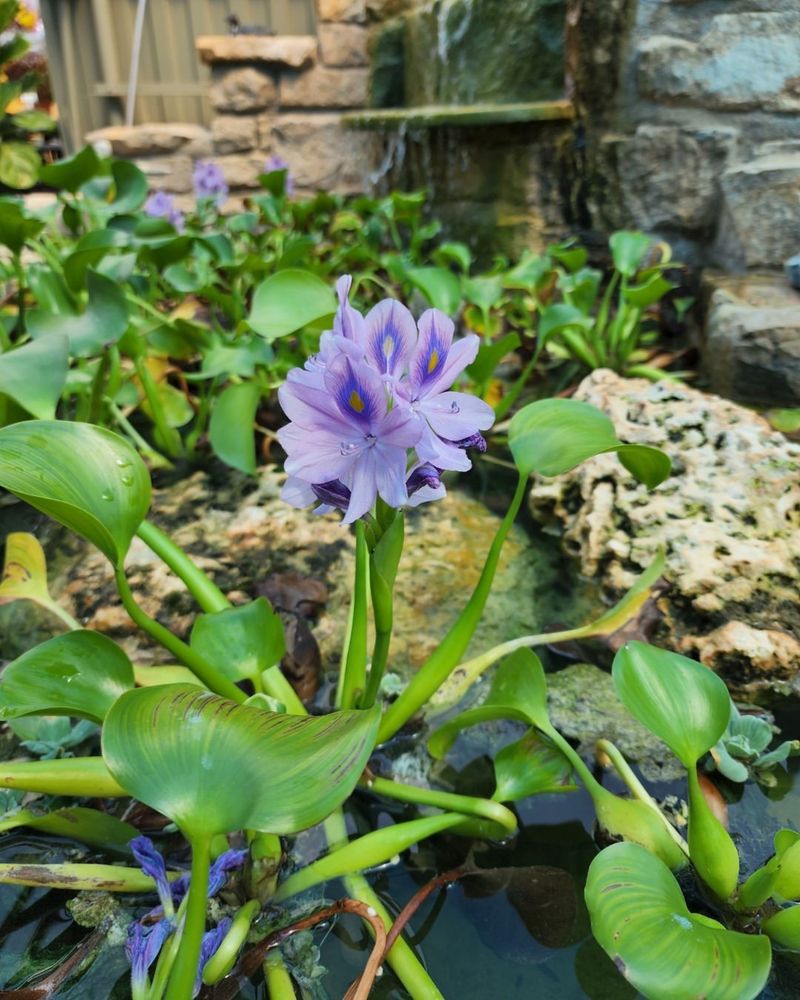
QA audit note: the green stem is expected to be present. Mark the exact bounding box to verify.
[597,738,689,855]
[87,351,111,424]
[263,950,296,1000]
[136,520,230,614]
[134,356,181,459]
[114,565,245,702]
[105,399,171,468]
[0,757,124,797]
[274,813,463,902]
[202,899,260,984]
[362,629,391,708]
[323,810,444,1000]
[260,665,306,715]
[166,834,211,1000]
[13,254,25,335]
[364,774,517,836]
[378,472,528,743]
[339,521,369,710]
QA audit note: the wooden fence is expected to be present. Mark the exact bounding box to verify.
[40,0,316,151]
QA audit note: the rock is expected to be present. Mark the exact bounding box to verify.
[717,147,800,270]
[212,154,266,189]
[601,125,737,232]
[528,370,800,695]
[2,468,546,699]
[132,154,193,193]
[701,273,800,408]
[318,23,369,67]
[271,112,377,192]
[211,115,258,154]
[210,67,277,114]
[548,663,681,782]
[279,66,369,108]
[637,13,800,113]
[85,123,210,158]
[196,35,318,69]
[316,0,366,23]
[368,17,405,107]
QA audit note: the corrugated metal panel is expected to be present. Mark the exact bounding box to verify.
[41,0,316,151]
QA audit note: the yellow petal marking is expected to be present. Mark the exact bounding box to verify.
[427,349,439,374]
[349,390,365,413]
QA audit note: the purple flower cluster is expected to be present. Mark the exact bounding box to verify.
[125,836,247,996]
[193,160,228,207]
[144,190,185,231]
[279,276,494,524]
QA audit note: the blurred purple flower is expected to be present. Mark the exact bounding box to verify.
[194,918,232,996]
[193,160,228,206]
[126,918,173,996]
[264,154,294,195]
[279,275,493,521]
[144,190,185,231]
[130,835,175,917]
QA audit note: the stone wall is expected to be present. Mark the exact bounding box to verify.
[569,0,800,273]
[88,1,379,205]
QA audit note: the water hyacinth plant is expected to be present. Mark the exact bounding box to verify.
[0,272,705,998]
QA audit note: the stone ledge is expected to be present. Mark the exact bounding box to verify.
[341,100,574,129]
[196,35,317,69]
[86,123,210,158]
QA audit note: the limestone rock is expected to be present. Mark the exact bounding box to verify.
[279,66,369,108]
[197,35,317,69]
[601,125,737,232]
[528,370,800,694]
[701,273,800,408]
[271,112,376,192]
[717,147,800,270]
[318,23,369,67]
[316,0,366,23]
[210,66,277,113]
[637,14,800,113]
[211,115,259,154]
[85,123,210,158]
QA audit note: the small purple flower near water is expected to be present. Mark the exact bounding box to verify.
[193,159,229,206]
[126,918,173,997]
[264,154,294,195]
[130,834,175,917]
[279,276,494,522]
[144,190,185,231]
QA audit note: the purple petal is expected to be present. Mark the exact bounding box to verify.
[376,404,424,449]
[364,299,417,378]
[127,918,173,989]
[208,848,248,896]
[343,450,379,523]
[419,391,495,439]
[414,422,472,472]
[333,275,367,347]
[130,836,174,914]
[324,354,386,430]
[280,424,359,483]
[281,476,318,509]
[194,918,233,996]
[408,309,454,393]
[374,442,412,509]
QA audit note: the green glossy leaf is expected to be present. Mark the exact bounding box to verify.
[102,685,380,837]
[428,649,548,758]
[493,730,576,802]
[405,266,462,314]
[609,231,652,278]
[0,420,151,565]
[612,642,730,767]
[467,332,521,386]
[538,303,592,346]
[209,381,260,474]
[586,842,771,1000]
[549,239,588,273]
[108,159,148,213]
[0,630,134,723]
[0,197,44,252]
[432,241,471,274]
[763,904,800,949]
[622,273,673,308]
[62,228,130,291]
[248,269,336,341]
[27,270,129,357]
[191,598,285,684]
[503,252,552,291]
[508,398,671,488]
[613,641,738,898]
[9,109,56,132]
[462,274,504,312]
[0,806,136,852]
[0,336,68,419]
[39,145,101,193]
[773,828,800,900]
[0,142,40,189]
